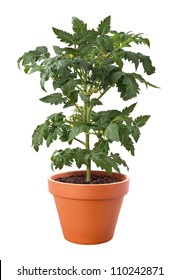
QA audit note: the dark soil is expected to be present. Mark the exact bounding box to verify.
[55,174,121,184]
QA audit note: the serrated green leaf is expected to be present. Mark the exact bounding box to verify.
[17,56,23,69]
[112,52,123,68]
[91,152,112,174]
[118,124,135,155]
[137,53,155,75]
[51,148,74,170]
[40,75,46,92]
[32,124,45,151]
[74,148,90,168]
[134,115,150,127]
[53,46,63,55]
[110,153,129,171]
[109,71,122,85]
[72,17,87,34]
[93,140,110,154]
[35,46,48,55]
[104,122,119,141]
[52,27,74,44]
[132,73,159,89]
[131,126,141,142]
[122,103,137,115]
[40,93,65,105]
[22,51,36,65]
[96,35,113,51]
[118,74,140,100]
[89,98,102,106]
[29,65,41,74]
[122,50,139,70]
[68,125,90,142]
[98,16,111,35]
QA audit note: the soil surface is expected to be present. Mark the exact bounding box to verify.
[55,174,121,184]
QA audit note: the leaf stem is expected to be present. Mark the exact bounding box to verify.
[74,137,86,146]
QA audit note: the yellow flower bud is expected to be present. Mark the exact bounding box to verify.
[102,53,108,58]
[99,130,104,135]
[69,53,73,59]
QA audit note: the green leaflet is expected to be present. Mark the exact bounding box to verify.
[98,16,111,35]
[72,17,87,34]
[51,148,90,170]
[122,103,137,115]
[104,122,119,141]
[52,28,74,45]
[32,113,66,151]
[68,124,90,142]
[117,74,140,100]
[39,93,65,105]
[134,115,150,127]
[32,124,45,152]
[91,152,112,174]
[137,53,156,75]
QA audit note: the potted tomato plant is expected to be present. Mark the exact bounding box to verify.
[18,16,157,244]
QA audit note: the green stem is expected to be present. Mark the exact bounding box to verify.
[74,137,86,146]
[97,86,111,100]
[84,100,91,183]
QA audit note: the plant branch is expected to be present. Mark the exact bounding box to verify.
[74,137,86,146]
[97,86,111,100]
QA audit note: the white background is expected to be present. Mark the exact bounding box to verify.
[0,0,180,279]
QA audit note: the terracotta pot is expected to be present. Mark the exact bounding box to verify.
[48,170,129,245]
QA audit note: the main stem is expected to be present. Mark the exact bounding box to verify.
[84,100,91,183]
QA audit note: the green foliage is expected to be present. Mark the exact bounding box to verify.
[18,16,158,182]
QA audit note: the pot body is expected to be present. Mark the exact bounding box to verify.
[48,170,129,245]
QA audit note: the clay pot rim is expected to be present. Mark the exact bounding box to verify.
[48,170,129,187]
[48,170,129,200]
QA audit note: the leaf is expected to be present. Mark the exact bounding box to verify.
[122,103,137,115]
[108,70,122,85]
[133,73,159,88]
[134,115,150,127]
[104,122,119,141]
[117,74,140,100]
[89,98,102,106]
[118,124,135,155]
[21,51,36,65]
[68,125,90,142]
[35,46,48,55]
[112,52,123,68]
[137,53,156,75]
[92,110,120,127]
[91,152,112,174]
[52,27,74,45]
[53,46,63,55]
[98,16,111,35]
[72,17,87,34]
[51,148,74,170]
[131,126,141,142]
[74,148,90,168]
[29,65,41,74]
[110,153,129,171]
[39,93,65,105]
[93,139,110,154]
[40,75,46,92]
[51,148,90,170]
[122,50,139,70]
[133,34,150,47]
[95,35,113,51]
[32,124,45,151]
